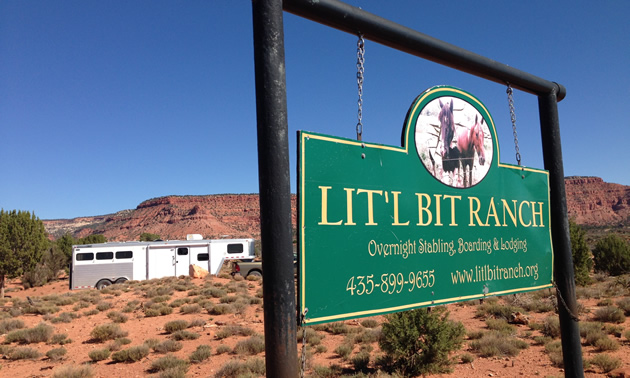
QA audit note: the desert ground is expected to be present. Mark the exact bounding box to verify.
[1,270,630,378]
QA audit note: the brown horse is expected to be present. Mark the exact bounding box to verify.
[438,98,455,159]
[456,115,486,187]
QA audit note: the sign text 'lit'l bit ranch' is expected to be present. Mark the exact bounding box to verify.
[298,86,553,325]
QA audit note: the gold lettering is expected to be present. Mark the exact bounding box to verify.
[434,194,443,226]
[344,188,356,225]
[391,191,409,226]
[519,201,531,227]
[485,197,501,226]
[318,186,343,225]
[531,201,545,227]
[501,199,518,227]
[443,195,460,226]
[416,193,432,226]
[357,189,383,226]
[468,197,487,226]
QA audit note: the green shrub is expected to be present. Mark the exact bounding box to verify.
[594,306,626,323]
[149,354,189,374]
[475,301,523,320]
[595,336,620,351]
[107,311,128,323]
[353,328,381,344]
[46,347,67,361]
[485,318,516,335]
[95,301,113,312]
[189,344,212,363]
[311,364,342,378]
[468,331,528,357]
[51,312,80,324]
[180,303,201,314]
[111,345,150,363]
[8,346,42,360]
[593,234,630,275]
[351,350,371,372]
[297,327,323,346]
[88,348,111,362]
[171,330,200,341]
[144,304,173,317]
[589,353,622,373]
[164,320,189,333]
[143,338,161,349]
[153,340,183,353]
[207,303,234,315]
[215,325,255,340]
[216,344,231,354]
[90,324,128,342]
[460,352,475,363]
[360,318,379,328]
[328,322,350,335]
[616,297,630,315]
[108,337,132,351]
[122,300,140,313]
[379,307,465,376]
[541,316,561,338]
[570,219,593,285]
[334,343,353,359]
[545,341,564,368]
[0,318,25,333]
[189,318,206,328]
[49,333,71,345]
[233,335,265,355]
[215,357,265,377]
[52,364,93,378]
[5,322,54,344]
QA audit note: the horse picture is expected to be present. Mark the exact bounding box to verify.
[456,114,486,187]
[415,95,493,188]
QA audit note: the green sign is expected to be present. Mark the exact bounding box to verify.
[298,86,553,325]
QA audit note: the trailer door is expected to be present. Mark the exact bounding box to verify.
[175,247,190,276]
[147,247,175,279]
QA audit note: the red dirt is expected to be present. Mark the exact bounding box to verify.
[1,275,629,377]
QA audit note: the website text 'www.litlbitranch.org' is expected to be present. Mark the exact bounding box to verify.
[450,262,539,284]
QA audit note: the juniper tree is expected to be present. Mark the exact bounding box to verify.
[0,210,49,297]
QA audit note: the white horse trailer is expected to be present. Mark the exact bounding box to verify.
[70,238,255,290]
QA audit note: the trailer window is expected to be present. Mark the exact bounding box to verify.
[116,251,133,259]
[197,253,209,261]
[96,252,114,260]
[177,247,188,256]
[227,243,244,254]
[76,253,94,261]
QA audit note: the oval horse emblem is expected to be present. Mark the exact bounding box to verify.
[414,93,493,188]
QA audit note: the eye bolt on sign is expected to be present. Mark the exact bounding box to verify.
[298,86,553,325]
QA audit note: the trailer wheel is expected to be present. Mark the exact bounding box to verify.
[248,270,262,278]
[95,279,112,290]
[114,278,128,285]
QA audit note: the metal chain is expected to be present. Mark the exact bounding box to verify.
[356,33,365,141]
[506,84,521,166]
[300,308,308,378]
[552,281,580,322]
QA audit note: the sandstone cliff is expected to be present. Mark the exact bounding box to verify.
[565,176,630,226]
[44,177,629,241]
[45,194,296,241]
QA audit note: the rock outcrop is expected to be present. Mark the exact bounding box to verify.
[44,194,296,241]
[43,176,629,241]
[565,176,630,226]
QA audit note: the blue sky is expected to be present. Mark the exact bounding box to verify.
[1,1,628,220]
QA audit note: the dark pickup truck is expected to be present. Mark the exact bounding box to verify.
[231,260,263,278]
[232,255,297,278]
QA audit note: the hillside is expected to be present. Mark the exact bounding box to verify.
[43,177,629,241]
